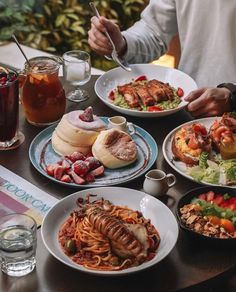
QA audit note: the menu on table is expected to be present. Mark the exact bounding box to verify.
[0,165,58,227]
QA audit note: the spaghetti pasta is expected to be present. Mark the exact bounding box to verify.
[58,195,160,271]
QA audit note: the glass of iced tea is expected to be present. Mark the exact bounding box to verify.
[21,56,66,126]
[0,66,24,150]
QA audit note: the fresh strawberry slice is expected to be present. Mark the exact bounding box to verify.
[61,159,71,170]
[85,157,100,170]
[54,165,65,180]
[85,173,95,182]
[70,170,86,184]
[206,191,215,202]
[66,151,86,162]
[60,174,72,183]
[79,106,94,122]
[89,165,104,177]
[45,164,57,176]
[73,160,90,176]
[198,193,206,200]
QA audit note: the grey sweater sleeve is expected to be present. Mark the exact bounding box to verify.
[121,0,178,64]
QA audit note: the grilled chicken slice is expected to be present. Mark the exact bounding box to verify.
[135,84,155,106]
[118,84,140,108]
[147,80,174,101]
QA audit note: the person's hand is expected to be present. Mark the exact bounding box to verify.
[185,87,232,118]
[88,16,127,57]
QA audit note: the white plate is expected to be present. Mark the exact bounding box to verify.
[41,187,179,276]
[163,117,236,188]
[95,64,197,117]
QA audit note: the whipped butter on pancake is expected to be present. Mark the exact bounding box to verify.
[92,128,137,169]
[52,107,106,156]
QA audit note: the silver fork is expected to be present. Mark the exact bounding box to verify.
[89,2,131,72]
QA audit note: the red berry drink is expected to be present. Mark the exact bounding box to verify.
[0,67,19,148]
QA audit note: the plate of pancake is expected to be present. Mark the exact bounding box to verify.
[29,109,158,187]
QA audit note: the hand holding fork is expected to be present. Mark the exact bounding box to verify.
[89,2,131,72]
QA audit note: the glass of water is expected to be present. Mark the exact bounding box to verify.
[63,50,91,102]
[0,213,37,277]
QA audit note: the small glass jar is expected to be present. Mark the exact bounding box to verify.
[21,56,66,126]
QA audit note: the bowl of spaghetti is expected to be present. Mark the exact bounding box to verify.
[41,187,179,275]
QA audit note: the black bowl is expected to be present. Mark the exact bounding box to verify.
[176,186,236,246]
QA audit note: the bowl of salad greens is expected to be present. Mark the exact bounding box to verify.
[177,186,236,245]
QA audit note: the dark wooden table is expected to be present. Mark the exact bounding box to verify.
[0,76,236,292]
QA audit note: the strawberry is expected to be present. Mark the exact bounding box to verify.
[70,170,86,184]
[66,151,86,162]
[61,159,71,170]
[73,160,90,176]
[85,173,95,182]
[85,157,100,170]
[45,164,57,176]
[89,165,105,177]
[54,165,65,180]
[79,106,94,122]
[60,174,72,183]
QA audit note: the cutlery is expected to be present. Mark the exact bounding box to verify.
[89,2,131,72]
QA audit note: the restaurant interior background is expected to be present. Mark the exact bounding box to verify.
[1,1,235,291]
[0,0,180,70]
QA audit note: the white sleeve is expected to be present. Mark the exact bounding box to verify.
[121,0,178,63]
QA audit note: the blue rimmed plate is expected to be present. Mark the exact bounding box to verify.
[29,117,158,187]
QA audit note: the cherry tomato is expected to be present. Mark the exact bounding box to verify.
[187,134,199,149]
[225,203,236,211]
[213,194,224,206]
[148,105,162,112]
[192,124,207,136]
[108,90,115,100]
[135,75,147,82]
[177,87,184,97]
[198,193,206,200]
[205,191,215,202]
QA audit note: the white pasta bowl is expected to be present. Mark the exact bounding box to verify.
[95,64,197,117]
[41,187,179,275]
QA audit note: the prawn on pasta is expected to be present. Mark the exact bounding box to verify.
[58,194,160,271]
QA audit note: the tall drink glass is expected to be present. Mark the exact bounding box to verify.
[0,66,24,150]
[0,213,37,277]
[21,56,66,126]
[63,50,91,102]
